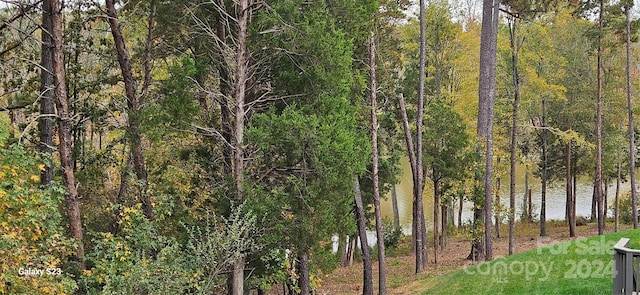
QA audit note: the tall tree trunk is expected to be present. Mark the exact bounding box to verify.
[216,0,234,175]
[354,177,374,295]
[528,188,532,222]
[141,0,156,101]
[105,0,153,221]
[458,195,463,228]
[477,0,500,261]
[508,15,520,254]
[591,179,597,221]
[391,185,400,230]
[433,181,439,265]
[467,207,484,261]
[441,202,447,250]
[573,175,578,222]
[615,163,621,232]
[604,180,609,221]
[495,171,501,238]
[348,234,356,266]
[567,138,576,237]
[524,162,530,222]
[625,3,638,229]
[369,33,387,295]
[231,0,249,293]
[416,0,428,272]
[398,93,427,272]
[540,100,547,237]
[39,0,54,185]
[339,233,348,267]
[298,249,311,295]
[51,0,85,270]
[595,0,605,235]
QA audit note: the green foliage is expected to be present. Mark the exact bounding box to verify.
[0,144,78,294]
[84,204,260,294]
[618,192,635,224]
[423,102,471,186]
[0,115,9,142]
[382,217,403,251]
[142,55,201,139]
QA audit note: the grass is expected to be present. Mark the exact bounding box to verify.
[421,228,640,295]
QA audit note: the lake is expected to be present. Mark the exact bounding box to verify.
[380,157,633,229]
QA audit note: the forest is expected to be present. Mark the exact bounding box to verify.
[1,0,640,294]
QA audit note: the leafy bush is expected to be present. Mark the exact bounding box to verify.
[0,144,78,294]
[619,192,636,225]
[382,217,403,250]
[83,204,260,294]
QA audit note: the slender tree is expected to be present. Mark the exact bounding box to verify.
[398,93,427,272]
[39,0,54,185]
[51,0,85,269]
[369,32,387,295]
[105,0,154,221]
[507,14,521,254]
[540,99,548,237]
[477,0,500,261]
[354,177,374,295]
[595,0,605,235]
[417,0,428,272]
[625,0,638,229]
[231,0,249,292]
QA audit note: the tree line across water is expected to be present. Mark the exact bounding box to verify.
[1,0,639,294]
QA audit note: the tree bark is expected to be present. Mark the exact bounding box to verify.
[39,0,54,185]
[591,179,597,221]
[398,93,426,273]
[339,233,348,267]
[231,0,249,293]
[524,163,530,222]
[391,185,400,230]
[105,0,153,221]
[508,16,520,254]
[540,100,548,237]
[441,202,447,250]
[354,177,374,295]
[433,180,439,265]
[567,138,576,237]
[596,0,605,235]
[414,0,428,273]
[528,188,532,222]
[216,0,234,175]
[495,172,501,238]
[615,163,621,232]
[625,2,638,230]
[477,0,500,261]
[298,249,311,295]
[458,195,463,228]
[51,0,85,270]
[369,32,387,295]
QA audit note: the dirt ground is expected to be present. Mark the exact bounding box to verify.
[314,221,633,295]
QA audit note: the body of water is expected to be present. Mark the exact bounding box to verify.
[380,157,633,229]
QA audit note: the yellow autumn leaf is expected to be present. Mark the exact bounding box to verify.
[30,175,39,182]
[38,164,45,171]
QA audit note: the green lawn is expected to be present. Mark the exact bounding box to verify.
[422,229,640,295]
